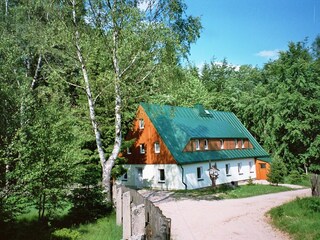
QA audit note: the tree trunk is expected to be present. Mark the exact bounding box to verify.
[5,0,8,16]
[72,1,111,200]
[311,174,320,197]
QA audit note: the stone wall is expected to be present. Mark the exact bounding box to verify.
[113,184,171,240]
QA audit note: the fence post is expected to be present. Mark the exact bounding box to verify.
[116,186,123,225]
[123,191,132,239]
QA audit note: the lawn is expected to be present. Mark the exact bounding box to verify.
[268,197,320,240]
[173,184,294,200]
[0,207,122,240]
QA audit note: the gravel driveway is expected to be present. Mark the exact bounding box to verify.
[156,188,311,240]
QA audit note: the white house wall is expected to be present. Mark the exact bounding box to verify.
[119,158,256,190]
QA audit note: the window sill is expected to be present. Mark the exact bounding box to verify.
[122,179,128,181]
[226,174,232,177]
[250,171,254,173]
[239,173,243,175]
[197,178,204,181]
[158,181,165,184]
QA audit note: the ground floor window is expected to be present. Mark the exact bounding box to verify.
[159,169,165,182]
[226,163,231,176]
[249,161,254,173]
[197,167,203,180]
[238,162,243,175]
[122,172,128,181]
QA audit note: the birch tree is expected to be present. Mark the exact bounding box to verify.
[70,0,201,201]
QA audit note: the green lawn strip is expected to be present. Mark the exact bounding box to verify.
[75,213,122,240]
[268,197,320,240]
[173,184,294,200]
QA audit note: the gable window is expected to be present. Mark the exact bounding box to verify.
[139,119,144,129]
[204,139,208,150]
[226,163,231,176]
[197,167,203,180]
[220,139,224,149]
[249,161,254,173]
[122,172,128,181]
[127,147,131,155]
[154,142,160,153]
[158,169,165,182]
[241,139,245,149]
[235,139,239,149]
[238,162,243,175]
[195,139,200,151]
[140,144,145,154]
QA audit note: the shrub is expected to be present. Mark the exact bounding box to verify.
[267,157,287,185]
[287,170,302,184]
[51,228,80,240]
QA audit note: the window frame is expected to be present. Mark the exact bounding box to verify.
[140,144,145,154]
[238,162,243,175]
[197,166,203,180]
[154,142,160,153]
[195,139,200,151]
[220,139,224,149]
[139,119,144,129]
[226,163,231,176]
[158,169,165,183]
[204,139,209,150]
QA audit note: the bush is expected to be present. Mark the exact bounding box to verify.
[267,157,287,185]
[69,187,112,224]
[51,228,80,240]
[287,170,302,184]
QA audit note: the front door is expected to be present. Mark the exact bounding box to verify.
[257,163,267,180]
[135,167,143,188]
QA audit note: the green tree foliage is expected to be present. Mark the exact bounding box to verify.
[267,157,287,185]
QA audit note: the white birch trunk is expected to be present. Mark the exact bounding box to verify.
[5,0,8,16]
[72,1,110,200]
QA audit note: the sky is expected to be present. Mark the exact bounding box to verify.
[184,0,320,68]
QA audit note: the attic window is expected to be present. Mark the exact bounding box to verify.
[140,144,145,154]
[235,139,239,149]
[220,139,224,149]
[204,110,210,115]
[154,142,160,153]
[241,139,245,149]
[204,139,208,150]
[195,139,200,151]
[139,119,144,129]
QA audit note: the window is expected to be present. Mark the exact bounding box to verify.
[204,139,208,150]
[241,139,245,149]
[159,169,165,182]
[195,139,200,150]
[197,167,203,180]
[235,139,239,149]
[122,172,128,181]
[249,161,254,173]
[139,119,144,129]
[226,163,231,176]
[154,142,160,153]
[220,139,224,149]
[140,144,145,154]
[260,163,266,169]
[127,147,131,155]
[238,162,243,175]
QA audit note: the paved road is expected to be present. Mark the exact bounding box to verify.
[156,189,311,240]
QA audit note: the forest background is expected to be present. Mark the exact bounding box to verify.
[0,0,319,224]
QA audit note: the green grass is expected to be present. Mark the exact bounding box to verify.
[0,207,122,240]
[268,197,320,240]
[76,213,122,240]
[284,173,311,187]
[173,184,293,200]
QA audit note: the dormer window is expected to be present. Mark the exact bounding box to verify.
[235,139,239,149]
[154,142,160,153]
[139,119,144,129]
[241,139,245,149]
[204,139,208,150]
[220,139,224,149]
[195,139,200,151]
[140,144,145,154]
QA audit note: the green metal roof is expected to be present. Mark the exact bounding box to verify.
[140,102,271,165]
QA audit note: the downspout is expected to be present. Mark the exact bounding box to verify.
[179,164,187,190]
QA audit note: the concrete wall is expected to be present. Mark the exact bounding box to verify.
[114,184,171,240]
[119,158,256,190]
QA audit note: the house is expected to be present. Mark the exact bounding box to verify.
[120,103,271,190]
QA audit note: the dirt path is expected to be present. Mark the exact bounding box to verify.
[156,189,311,240]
